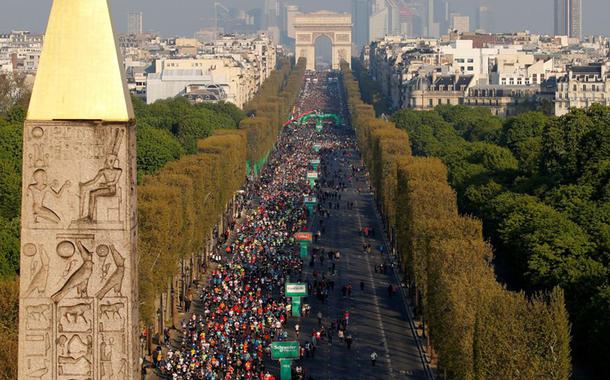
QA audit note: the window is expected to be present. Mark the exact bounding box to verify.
[457,58,465,63]
[467,66,474,71]
[446,98,451,104]
[467,58,474,63]
[583,84,587,91]
[429,99,433,107]
[573,84,577,91]
[438,99,442,105]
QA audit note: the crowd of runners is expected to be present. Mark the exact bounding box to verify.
[152,71,385,380]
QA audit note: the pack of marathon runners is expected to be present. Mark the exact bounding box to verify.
[152,71,389,380]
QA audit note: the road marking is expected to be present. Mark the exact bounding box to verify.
[369,194,434,380]
[355,198,395,379]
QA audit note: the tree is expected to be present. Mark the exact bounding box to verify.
[196,101,246,126]
[490,192,600,288]
[137,122,184,176]
[0,276,18,379]
[435,104,503,142]
[0,122,22,172]
[0,159,21,220]
[0,72,30,114]
[0,217,19,277]
[540,109,592,184]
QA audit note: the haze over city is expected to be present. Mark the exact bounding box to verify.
[2,0,610,36]
[1,0,610,380]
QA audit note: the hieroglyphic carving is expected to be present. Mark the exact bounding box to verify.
[19,2,139,377]
[24,244,50,297]
[25,359,49,380]
[28,169,71,224]
[57,334,92,377]
[96,244,125,299]
[97,297,128,380]
[76,129,124,225]
[51,240,94,303]
[99,302,124,320]
[20,120,137,379]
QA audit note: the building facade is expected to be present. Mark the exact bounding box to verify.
[555,63,610,116]
[364,33,610,116]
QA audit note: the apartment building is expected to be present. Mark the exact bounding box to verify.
[555,63,610,116]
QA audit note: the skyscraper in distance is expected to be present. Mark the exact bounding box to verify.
[434,0,449,35]
[127,11,143,35]
[352,0,370,51]
[265,0,281,29]
[554,0,582,39]
[476,4,493,33]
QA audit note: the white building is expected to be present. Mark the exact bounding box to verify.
[0,31,43,73]
[555,63,610,116]
[493,56,555,86]
[143,33,276,108]
[147,56,256,107]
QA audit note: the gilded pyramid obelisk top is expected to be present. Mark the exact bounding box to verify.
[27,0,134,121]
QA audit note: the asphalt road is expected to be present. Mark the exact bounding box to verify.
[284,120,428,380]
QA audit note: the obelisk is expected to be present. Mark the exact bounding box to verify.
[18,1,138,379]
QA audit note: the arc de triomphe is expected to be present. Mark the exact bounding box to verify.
[294,11,352,71]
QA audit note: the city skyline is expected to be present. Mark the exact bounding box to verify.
[2,0,610,37]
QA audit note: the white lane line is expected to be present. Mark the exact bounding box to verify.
[355,198,395,379]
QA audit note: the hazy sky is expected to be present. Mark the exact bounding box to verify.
[2,0,610,37]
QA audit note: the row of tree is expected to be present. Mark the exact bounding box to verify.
[242,58,306,175]
[392,104,609,376]
[341,62,572,380]
[133,57,306,324]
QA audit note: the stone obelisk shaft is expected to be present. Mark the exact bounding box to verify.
[18,1,138,379]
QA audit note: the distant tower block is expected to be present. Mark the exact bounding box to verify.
[128,12,143,36]
[294,11,353,71]
[18,1,138,379]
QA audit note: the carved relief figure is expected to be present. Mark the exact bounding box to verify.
[96,244,125,299]
[28,169,70,224]
[28,143,49,169]
[100,302,124,320]
[59,303,90,325]
[26,359,49,380]
[100,335,114,379]
[26,304,51,323]
[25,245,50,297]
[58,335,92,376]
[51,241,94,303]
[57,335,68,356]
[77,129,124,223]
